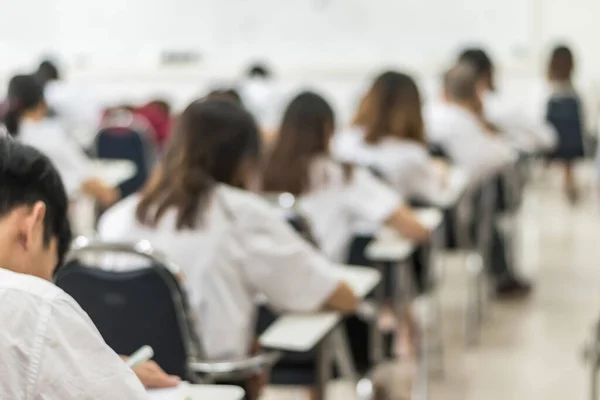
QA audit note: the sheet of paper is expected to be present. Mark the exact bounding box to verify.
[147,384,188,400]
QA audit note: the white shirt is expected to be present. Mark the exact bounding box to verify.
[331,128,444,203]
[98,185,340,360]
[18,118,90,197]
[45,81,103,148]
[296,157,401,262]
[239,78,279,130]
[0,268,146,400]
[423,102,517,185]
[483,90,557,153]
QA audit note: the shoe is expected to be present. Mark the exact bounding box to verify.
[495,276,533,298]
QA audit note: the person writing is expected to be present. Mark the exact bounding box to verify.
[0,137,178,398]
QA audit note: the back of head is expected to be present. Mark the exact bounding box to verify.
[35,60,60,86]
[263,91,335,195]
[4,74,45,136]
[0,137,72,269]
[136,99,261,229]
[458,48,494,90]
[548,45,574,82]
[353,70,424,144]
[206,88,244,107]
[247,63,272,79]
[443,62,479,104]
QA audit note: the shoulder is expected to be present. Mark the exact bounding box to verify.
[98,195,140,235]
[217,184,280,222]
[0,268,65,303]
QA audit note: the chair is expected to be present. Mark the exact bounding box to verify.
[55,238,279,387]
[94,110,157,199]
[260,193,360,388]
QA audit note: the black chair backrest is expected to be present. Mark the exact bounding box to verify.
[55,260,190,378]
[95,129,154,198]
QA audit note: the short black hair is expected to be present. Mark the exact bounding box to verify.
[0,138,72,268]
[458,48,493,75]
[458,48,494,90]
[35,60,60,85]
[247,63,272,79]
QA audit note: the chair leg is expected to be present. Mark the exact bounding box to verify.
[592,357,599,400]
[315,336,332,400]
[331,326,358,382]
[465,252,483,347]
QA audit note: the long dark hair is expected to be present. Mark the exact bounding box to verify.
[353,71,425,145]
[136,98,261,229]
[4,75,45,136]
[263,91,335,195]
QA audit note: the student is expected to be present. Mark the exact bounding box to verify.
[264,90,430,262]
[332,71,449,204]
[263,91,429,369]
[239,62,278,132]
[97,99,358,397]
[134,99,172,149]
[0,138,178,398]
[544,45,586,203]
[4,74,118,207]
[423,62,531,296]
[424,63,517,185]
[35,60,104,148]
[458,48,557,154]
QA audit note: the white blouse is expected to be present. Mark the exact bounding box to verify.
[295,157,401,262]
[18,118,90,197]
[423,102,517,185]
[482,90,557,153]
[331,128,444,203]
[98,184,341,360]
[0,268,146,399]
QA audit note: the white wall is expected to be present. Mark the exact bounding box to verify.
[0,0,598,117]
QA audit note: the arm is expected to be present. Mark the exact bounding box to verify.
[239,203,359,314]
[346,167,431,242]
[32,295,148,399]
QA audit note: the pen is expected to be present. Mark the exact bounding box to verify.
[126,345,154,368]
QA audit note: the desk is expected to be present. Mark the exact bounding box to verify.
[260,264,381,352]
[259,265,381,400]
[88,159,137,187]
[148,384,244,400]
[435,168,470,209]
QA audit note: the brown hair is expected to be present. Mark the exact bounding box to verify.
[263,91,335,195]
[135,98,261,229]
[548,45,574,82]
[353,71,425,145]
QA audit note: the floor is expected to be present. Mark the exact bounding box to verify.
[264,164,600,400]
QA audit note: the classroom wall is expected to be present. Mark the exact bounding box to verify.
[0,0,598,119]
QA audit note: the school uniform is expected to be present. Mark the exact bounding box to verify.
[239,78,280,131]
[0,268,146,399]
[423,101,518,281]
[482,90,558,154]
[295,156,402,263]
[45,81,103,148]
[331,127,445,204]
[98,185,341,361]
[423,102,517,185]
[544,82,586,161]
[18,118,91,197]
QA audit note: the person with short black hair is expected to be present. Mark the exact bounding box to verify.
[0,137,153,398]
[459,47,557,153]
